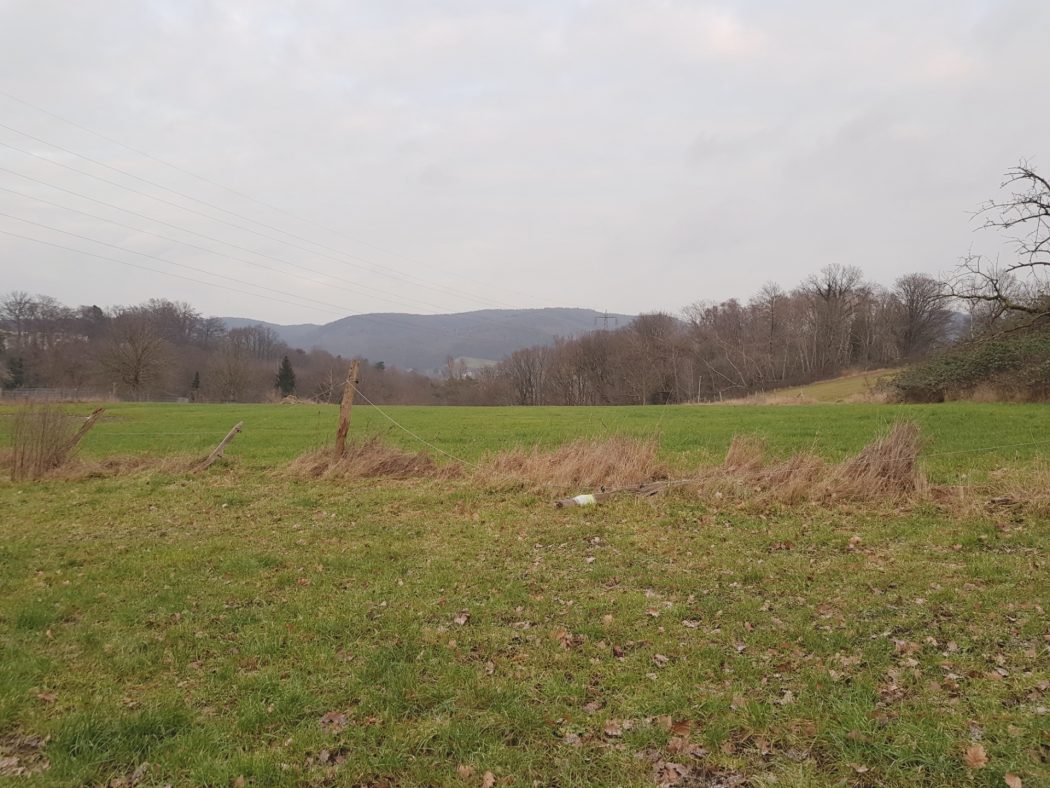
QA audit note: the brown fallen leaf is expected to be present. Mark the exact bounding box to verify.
[456,764,475,779]
[652,760,690,787]
[1004,774,1022,788]
[963,743,988,769]
[319,711,348,734]
[670,719,693,737]
[604,719,624,737]
[453,610,470,626]
[233,776,247,788]
[667,737,707,759]
[481,770,496,788]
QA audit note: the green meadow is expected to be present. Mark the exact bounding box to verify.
[1,402,1049,786]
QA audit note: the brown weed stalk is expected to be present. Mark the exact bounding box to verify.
[288,436,461,480]
[476,435,669,492]
[6,402,81,481]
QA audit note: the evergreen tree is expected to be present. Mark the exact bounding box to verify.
[4,357,24,390]
[190,370,200,401]
[275,355,295,396]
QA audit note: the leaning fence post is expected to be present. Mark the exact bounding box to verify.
[334,360,360,458]
[194,421,243,472]
[64,407,105,454]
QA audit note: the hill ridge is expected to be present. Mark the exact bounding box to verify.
[221,307,633,371]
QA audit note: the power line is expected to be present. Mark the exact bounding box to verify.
[0,136,477,316]
[0,137,532,333]
[0,210,510,342]
[0,227,348,315]
[0,180,460,315]
[0,201,508,340]
[0,165,507,322]
[0,211,356,314]
[0,89,542,307]
[0,117,517,311]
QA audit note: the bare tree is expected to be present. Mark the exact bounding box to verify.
[947,163,1050,329]
[500,346,549,405]
[98,309,168,398]
[0,291,35,351]
[892,273,954,359]
[805,264,865,373]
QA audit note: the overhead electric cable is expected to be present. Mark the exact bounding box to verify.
[0,118,517,310]
[0,227,348,315]
[0,136,516,325]
[0,211,353,314]
[0,89,542,306]
[0,181,462,314]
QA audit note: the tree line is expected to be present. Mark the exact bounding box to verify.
[0,294,442,404]
[492,267,957,404]
[0,265,956,405]
[5,162,1045,405]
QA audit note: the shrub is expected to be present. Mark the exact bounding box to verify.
[6,402,82,481]
[892,332,1050,402]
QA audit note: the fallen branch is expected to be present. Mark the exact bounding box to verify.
[194,421,243,472]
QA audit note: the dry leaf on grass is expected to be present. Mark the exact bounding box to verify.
[1004,774,1022,788]
[319,711,348,734]
[604,719,635,737]
[481,770,496,788]
[963,743,988,769]
[652,760,690,786]
[453,610,470,626]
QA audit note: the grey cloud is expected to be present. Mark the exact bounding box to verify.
[0,0,1047,321]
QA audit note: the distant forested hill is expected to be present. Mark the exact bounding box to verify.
[221,308,632,371]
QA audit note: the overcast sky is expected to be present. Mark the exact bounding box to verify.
[1,0,1047,323]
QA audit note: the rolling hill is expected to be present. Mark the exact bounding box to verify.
[221,308,632,372]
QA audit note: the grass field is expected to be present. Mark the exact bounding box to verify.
[2,401,1049,786]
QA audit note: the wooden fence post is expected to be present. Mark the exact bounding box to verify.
[194,421,243,472]
[64,407,105,454]
[335,360,360,458]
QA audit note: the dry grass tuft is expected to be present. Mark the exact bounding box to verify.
[477,436,669,492]
[5,402,81,481]
[826,421,926,499]
[693,421,927,506]
[752,452,828,504]
[47,454,203,480]
[288,436,460,480]
[723,435,766,474]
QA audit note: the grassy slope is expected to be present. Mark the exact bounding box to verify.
[1,403,1049,786]
[757,369,902,403]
